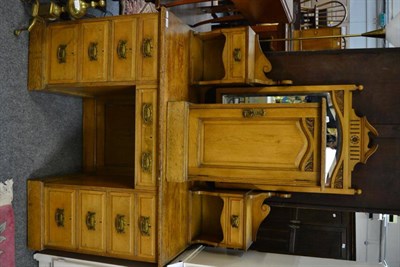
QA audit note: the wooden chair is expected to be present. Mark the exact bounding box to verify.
[148,0,247,28]
[301,0,347,29]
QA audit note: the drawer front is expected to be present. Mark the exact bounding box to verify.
[81,21,109,82]
[111,18,137,81]
[135,88,157,188]
[137,15,158,82]
[188,103,322,186]
[78,190,106,253]
[108,192,134,256]
[226,197,244,248]
[225,30,246,81]
[45,187,76,249]
[136,192,156,260]
[48,24,78,84]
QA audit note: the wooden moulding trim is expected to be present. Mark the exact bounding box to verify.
[27,179,44,250]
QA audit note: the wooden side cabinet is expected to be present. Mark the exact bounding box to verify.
[189,190,273,250]
[190,26,275,86]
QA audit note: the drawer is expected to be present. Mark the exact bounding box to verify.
[135,88,157,188]
[44,187,76,249]
[223,29,247,82]
[136,192,156,260]
[47,24,78,84]
[224,197,245,248]
[78,190,106,253]
[108,192,135,256]
[80,21,109,82]
[110,18,138,81]
[137,15,158,82]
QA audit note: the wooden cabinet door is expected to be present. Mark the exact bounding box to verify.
[108,192,134,256]
[224,197,244,248]
[81,21,109,82]
[252,206,354,260]
[137,15,158,82]
[110,18,137,81]
[188,103,323,188]
[45,187,76,249]
[135,88,157,188]
[47,24,78,84]
[223,29,246,82]
[136,192,156,260]
[78,190,106,253]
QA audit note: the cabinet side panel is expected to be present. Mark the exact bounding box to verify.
[27,180,44,250]
[158,8,192,266]
[83,98,96,173]
[28,20,46,90]
[166,101,188,183]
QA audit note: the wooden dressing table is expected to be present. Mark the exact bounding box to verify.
[26,9,377,266]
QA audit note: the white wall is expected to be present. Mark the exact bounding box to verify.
[356,213,400,267]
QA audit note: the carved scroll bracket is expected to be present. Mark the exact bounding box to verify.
[250,192,291,241]
[349,109,379,171]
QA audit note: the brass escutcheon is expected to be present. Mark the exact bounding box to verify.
[115,214,126,234]
[57,44,67,64]
[142,103,153,124]
[142,38,153,57]
[55,208,64,227]
[139,216,151,236]
[230,215,240,228]
[242,108,265,118]
[117,40,127,59]
[88,42,98,61]
[141,152,152,173]
[233,48,241,62]
[85,211,96,230]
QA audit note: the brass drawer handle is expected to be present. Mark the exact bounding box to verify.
[115,214,126,234]
[117,40,127,59]
[142,38,153,57]
[57,44,67,64]
[85,211,96,230]
[230,215,240,228]
[55,208,65,227]
[139,216,151,236]
[142,103,153,125]
[242,108,265,118]
[141,152,152,173]
[88,42,98,61]
[233,48,241,62]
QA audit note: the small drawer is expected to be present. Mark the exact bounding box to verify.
[80,21,109,82]
[110,17,138,82]
[135,88,157,188]
[44,187,76,249]
[47,24,78,84]
[78,190,106,253]
[108,192,135,256]
[137,15,158,82]
[136,192,156,260]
